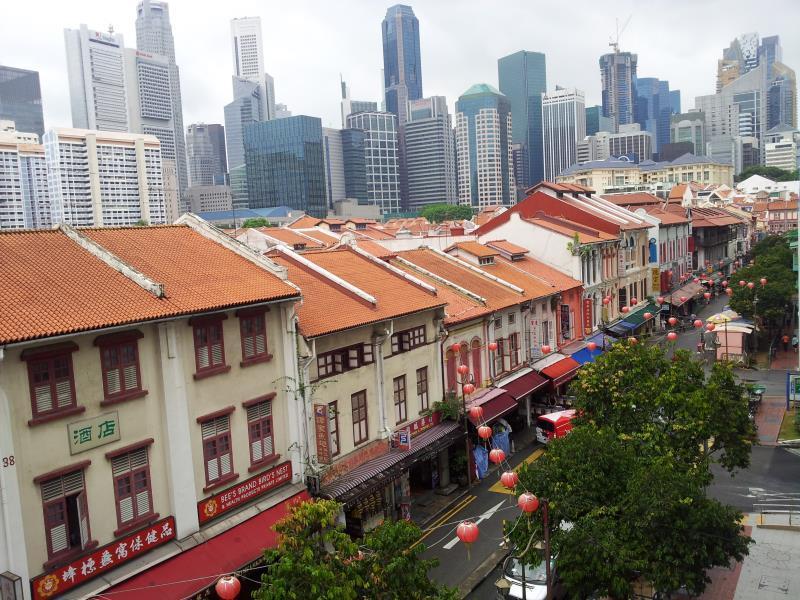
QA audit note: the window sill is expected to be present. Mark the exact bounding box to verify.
[248,453,282,473]
[203,472,239,493]
[240,353,273,368]
[42,539,99,570]
[193,364,232,380]
[113,512,160,538]
[28,405,85,427]
[100,389,149,407]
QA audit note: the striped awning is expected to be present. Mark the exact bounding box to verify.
[319,421,464,507]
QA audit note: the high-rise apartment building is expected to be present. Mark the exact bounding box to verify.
[231,17,275,121]
[64,25,128,132]
[671,111,705,155]
[382,5,422,125]
[765,137,798,172]
[225,78,268,208]
[135,0,188,196]
[599,50,638,132]
[608,124,653,163]
[187,184,233,213]
[346,111,401,215]
[243,116,327,217]
[186,123,227,186]
[44,128,166,226]
[541,87,586,181]
[0,66,45,138]
[455,84,515,208]
[340,79,378,127]
[585,105,613,136]
[498,50,546,187]
[0,132,49,229]
[404,96,457,208]
[576,132,611,164]
[635,77,679,155]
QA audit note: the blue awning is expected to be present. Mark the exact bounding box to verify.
[571,346,601,365]
[607,320,637,336]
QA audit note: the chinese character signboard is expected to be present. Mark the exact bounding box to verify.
[197,461,292,524]
[408,411,441,438]
[560,304,571,339]
[583,299,593,335]
[67,412,120,455]
[30,516,175,600]
[651,267,661,293]
[314,404,331,465]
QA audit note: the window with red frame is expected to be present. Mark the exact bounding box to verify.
[471,340,482,385]
[509,333,520,369]
[495,338,506,375]
[391,326,426,354]
[445,350,456,392]
[111,447,153,530]
[193,319,226,373]
[99,336,142,401]
[316,342,373,379]
[240,313,269,363]
[416,367,429,411]
[39,470,90,561]
[247,400,274,465]
[200,415,233,485]
[27,349,77,419]
[393,375,407,424]
[351,390,368,445]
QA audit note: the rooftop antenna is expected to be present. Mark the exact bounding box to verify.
[609,15,632,53]
[108,24,115,35]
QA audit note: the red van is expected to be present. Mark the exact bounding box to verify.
[535,409,576,444]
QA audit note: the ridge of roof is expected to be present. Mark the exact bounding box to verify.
[394,254,486,305]
[429,246,525,294]
[348,243,438,295]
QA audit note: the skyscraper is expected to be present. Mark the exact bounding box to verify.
[231,17,276,121]
[382,5,422,125]
[224,77,267,208]
[599,50,638,132]
[322,127,368,207]
[585,105,613,136]
[670,111,705,155]
[541,87,586,181]
[455,84,515,208]
[498,50,547,187]
[243,116,327,218]
[635,77,679,155]
[404,96,457,209]
[340,79,378,127]
[346,111,401,215]
[135,1,189,196]
[187,123,228,186]
[64,25,128,132]
[0,66,45,138]
[0,132,49,229]
[768,62,797,129]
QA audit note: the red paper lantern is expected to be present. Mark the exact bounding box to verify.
[478,425,492,440]
[457,364,469,376]
[643,312,653,320]
[706,323,715,331]
[489,448,506,464]
[621,306,630,313]
[628,337,638,345]
[469,405,484,422]
[738,280,746,287]
[722,280,728,287]
[668,270,674,276]
[215,576,241,600]
[656,296,665,305]
[694,319,703,328]
[541,344,552,354]
[517,492,540,514]
[630,297,638,306]
[667,332,678,341]
[488,341,498,352]
[463,383,476,395]
[693,278,700,284]
[587,341,598,351]
[450,343,462,354]
[668,317,678,326]
[679,296,688,303]
[718,271,723,277]
[602,296,611,305]
[747,282,755,289]
[456,520,479,544]
[760,277,767,286]
[500,471,519,489]
[703,292,711,300]
[726,287,733,296]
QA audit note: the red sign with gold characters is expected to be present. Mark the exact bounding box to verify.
[314,404,331,464]
[31,516,176,600]
[408,411,441,438]
[197,461,292,524]
[583,298,593,335]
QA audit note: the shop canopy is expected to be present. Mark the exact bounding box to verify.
[667,281,704,307]
[538,356,582,388]
[621,301,658,327]
[707,310,740,323]
[571,345,602,365]
[606,320,637,337]
[466,388,519,426]
[499,369,548,400]
[319,421,464,508]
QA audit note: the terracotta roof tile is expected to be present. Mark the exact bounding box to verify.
[484,240,529,256]
[494,256,582,293]
[524,217,617,243]
[0,226,299,345]
[601,192,664,206]
[287,215,323,229]
[256,227,326,249]
[444,241,499,258]
[354,240,396,259]
[298,228,340,246]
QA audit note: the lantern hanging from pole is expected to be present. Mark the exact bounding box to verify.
[693,278,699,284]
[656,296,665,305]
[489,448,506,464]
[667,332,678,341]
[478,425,492,440]
[630,298,638,306]
[215,575,241,600]
[500,471,519,489]
[541,344,551,354]
[747,282,755,289]
[706,323,715,331]
[456,520,479,559]
[722,280,728,288]
[450,343,462,354]
[679,296,688,304]
[488,341,498,352]
[725,287,733,296]
[469,405,484,422]
[668,317,678,326]
[587,341,597,351]
[621,306,629,313]
[738,280,746,287]
[602,296,611,305]
[694,319,703,328]
[517,492,540,514]
[463,383,476,395]
[628,337,638,345]
[643,312,653,320]
[457,364,469,376]
[703,292,711,300]
[760,277,767,287]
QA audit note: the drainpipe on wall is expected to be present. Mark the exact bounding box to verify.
[437,318,449,401]
[295,325,315,477]
[374,321,394,439]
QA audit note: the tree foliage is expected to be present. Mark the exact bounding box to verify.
[255,499,457,600]
[419,203,474,223]
[734,165,799,182]
[506,343,754,598]
[242,217,274,228]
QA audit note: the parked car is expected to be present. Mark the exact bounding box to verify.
[495,548,562,600]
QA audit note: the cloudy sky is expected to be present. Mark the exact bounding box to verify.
[3,0,798,131]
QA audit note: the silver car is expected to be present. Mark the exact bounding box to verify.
[495,550,558,600]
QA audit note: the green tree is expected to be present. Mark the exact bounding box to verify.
[255,499,457,600]
[133,219,149,227]
[506,343,754,598]
[242,217,274,228]
[420,203,474,223]
[734,165,799,182]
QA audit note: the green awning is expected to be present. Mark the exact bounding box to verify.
[622,301,658,327]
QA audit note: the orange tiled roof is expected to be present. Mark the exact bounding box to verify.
[359,225,397,240]
[271,247,444,338]
[601,192,664,206]
[297,228,340,246]
[494,255,582,293]
[354,240,396,259]
[444,241,499,258]
[257,227,326,249]
[0,226,299,345]
[484,240,529,255]
[525,217,617,244]
[287,215,323,229]
[638,205,690,225]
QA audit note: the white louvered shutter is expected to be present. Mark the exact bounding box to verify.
[123,364,138,391]
[210,341,223,366]
[106,368,121,395]
[34,384,53,414]
[112,454,134,523]
[219,450,232,477]
[41,479,68,554]
[248,402,273,462]
[197,345,210,369]
[243,335,255,359]
[254,330,266,355]
[55,379,73,408]
[131,449,150,516]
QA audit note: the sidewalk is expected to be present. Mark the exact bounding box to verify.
[771,349,799,370]
[756,396,786,446]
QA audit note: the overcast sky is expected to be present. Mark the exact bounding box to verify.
[3,0,798,131]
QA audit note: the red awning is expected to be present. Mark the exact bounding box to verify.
[467,388,518,426]
[106,490,309,599]
[501,371,549,399]
[539,357,581,387]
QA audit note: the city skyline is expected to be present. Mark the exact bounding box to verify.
[2,0,798,133]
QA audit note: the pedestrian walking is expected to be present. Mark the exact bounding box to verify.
[783,334,790,352]
[793,335,798,353]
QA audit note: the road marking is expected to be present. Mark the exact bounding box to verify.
[443,499,506,549]
[488,448,545,495]
[410,494,476,549]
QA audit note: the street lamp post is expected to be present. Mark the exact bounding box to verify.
[454,357,475,487]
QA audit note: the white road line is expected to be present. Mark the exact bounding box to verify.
[443,500,506,550]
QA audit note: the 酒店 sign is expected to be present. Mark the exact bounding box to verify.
[67,411,120,455]
[197,461,292,523]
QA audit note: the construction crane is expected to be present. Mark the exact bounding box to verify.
[609,15,632,53]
